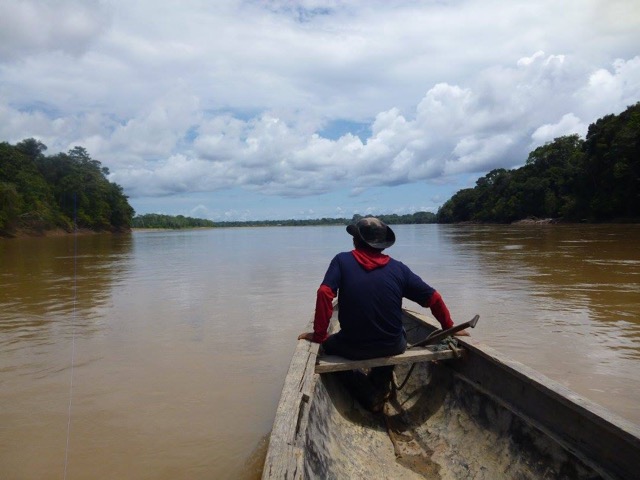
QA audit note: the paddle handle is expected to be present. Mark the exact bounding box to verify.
[410,314,479,348]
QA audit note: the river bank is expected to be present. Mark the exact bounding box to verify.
[5,217,640,239]
[0,227,131,239]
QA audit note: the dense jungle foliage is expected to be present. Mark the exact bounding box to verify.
[437,103,640,223]
[0,139,134,236]
[132,214,216,229]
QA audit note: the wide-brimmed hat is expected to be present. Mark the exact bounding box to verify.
[347,217,395,249]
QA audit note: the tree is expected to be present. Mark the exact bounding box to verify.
[582,103,640,220]
[16,138,47,161]
[0,141,59,231]
[0,140,134,235]
[525,134,584,219]
[0,182,22,233]
[437,188,478,223]
[436,104,639,223]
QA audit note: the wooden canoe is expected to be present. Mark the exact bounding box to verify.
[262,306,640,479]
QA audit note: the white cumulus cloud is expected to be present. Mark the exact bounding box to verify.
[1,0,639,219]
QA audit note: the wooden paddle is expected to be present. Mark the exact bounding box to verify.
[409,314,479,348]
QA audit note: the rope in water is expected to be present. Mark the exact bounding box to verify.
[63,195,78,480]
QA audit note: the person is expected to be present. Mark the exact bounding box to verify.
[298,217,468,412]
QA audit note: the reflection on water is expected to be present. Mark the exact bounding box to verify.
[0,234,133,346]
[440,224,640,348]
[433,224,640,425]
[1,225,639,479]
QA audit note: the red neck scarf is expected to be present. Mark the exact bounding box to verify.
[351,247,390,271]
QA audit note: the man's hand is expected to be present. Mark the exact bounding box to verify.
[298,332,315,341]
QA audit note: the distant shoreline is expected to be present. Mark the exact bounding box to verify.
[1,227,131,239]
[132,227,215,232]
[5,218,640,239]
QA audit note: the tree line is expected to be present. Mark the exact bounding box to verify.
[132,211,437,229]
[352,212,437,225]
[0,139,135,236]
[437,103,640,223]
[132,214,215,229]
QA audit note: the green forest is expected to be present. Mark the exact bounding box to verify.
[0,139,134,236]
[133,214,216,229]
[437,102,640,223]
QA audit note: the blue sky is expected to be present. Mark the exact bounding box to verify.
[1,0,639,221]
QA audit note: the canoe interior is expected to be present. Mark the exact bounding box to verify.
[263,308,640,479]
[307,360,597,479]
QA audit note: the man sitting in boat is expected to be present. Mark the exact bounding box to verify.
[298,217,468,412]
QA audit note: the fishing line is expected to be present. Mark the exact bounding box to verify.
[63,194,78,480]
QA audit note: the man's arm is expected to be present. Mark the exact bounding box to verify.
[424,291,470,336]
[298,284,336,343]
[424,291,454,329]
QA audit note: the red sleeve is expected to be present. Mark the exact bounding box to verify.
[424,291,454,329]
[313,284,336,343]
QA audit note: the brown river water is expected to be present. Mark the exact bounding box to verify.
[1,224,639,479]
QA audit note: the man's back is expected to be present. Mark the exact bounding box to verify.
[322,251,435,347]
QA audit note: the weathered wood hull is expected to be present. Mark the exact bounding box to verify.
[263,308,640,479]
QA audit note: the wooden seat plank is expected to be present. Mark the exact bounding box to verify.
[315,347,461,374]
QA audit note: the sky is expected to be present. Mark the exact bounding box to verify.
[1,0,639,221]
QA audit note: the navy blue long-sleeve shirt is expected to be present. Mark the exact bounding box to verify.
[317,250,445,347]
